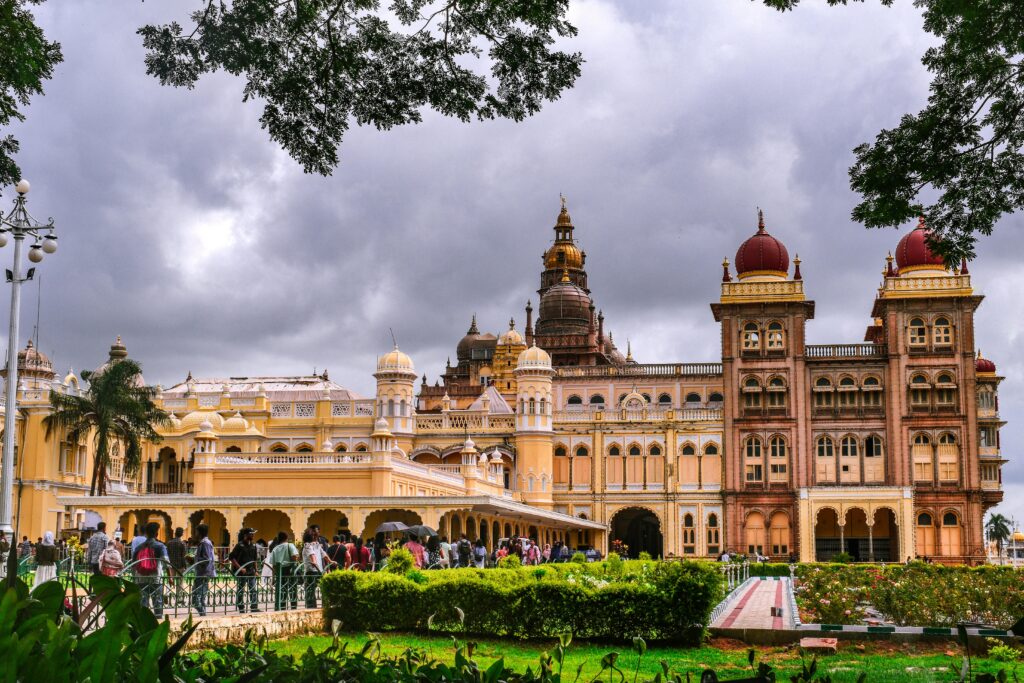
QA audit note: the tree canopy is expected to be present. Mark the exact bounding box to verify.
[1,0,1023,260]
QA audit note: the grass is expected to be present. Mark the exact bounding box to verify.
[268,631,1018,682]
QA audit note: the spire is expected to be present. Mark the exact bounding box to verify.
[721,257,732,283]
[885,251,896,278]
[757,207,765,234]
[793,254,802,281]
[626,339,633,362]
[467,314,479,335]
[960,259,969,275]
[917,215,927,230]
[561,267,570,283]
[508,317,516,330]
[556,194,572,228]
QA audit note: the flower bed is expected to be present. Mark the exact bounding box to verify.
[793,563,1024,628]
[321,559,723,644]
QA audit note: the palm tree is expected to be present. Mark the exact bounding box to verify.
[986,513,1012,559]
[43,357,169,496]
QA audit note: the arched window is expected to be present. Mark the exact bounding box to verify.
[745,512,766,555]
[864,435,884,482]
[649,444,662,456]
[709,392,724,404]
[936,373,956,406]
[910,374,930,407]
[681,444,696,456]
[814,377,833,408]
[641,393,652,403]
[942,511,959,526]
[528,398,536,414]
[682,513,696,554]
[909,317,927,346]
[270,444,288,453]
[567,395,583,406]
[978,388,995,411]
[816,435,835,482]
[575,446,589,458]
[767,321,785,350]
[933,316,953,346]
[837,376,857,407]
[628,445,641,456]
[744,437,763,482]
[658,393,672,405]
[335,444,348,452]
[767,377,786,408]
[387,398,395,416]
[540,398,547,414]
[917,511,937,556]
[862,376,882,407]
[938,433,959,481]
[554,446,567,457]
[608,445,620,457]
[769,436,787,482]
[940,510,962,556]
[618,393,628,405]
[704,443,718,455]
[355,444,368,452]
[707,513,720,555]
[912,433,932,481]
[743,322,761,350]
[296,443,313,453]
[816,436,834,458]
[743,377,762,409]
[841,436,858,458]
[684,392,702,406]
[589,394,605,406]
[917,512,933,526]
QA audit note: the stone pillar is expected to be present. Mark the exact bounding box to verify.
[867,515,875,562]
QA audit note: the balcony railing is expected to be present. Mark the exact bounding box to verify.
[805,344,886,359]
[555,363,722,378]
[211,452,373,466]
[414,412,516,433]
[553,407,722,423]
[145,482,194,495]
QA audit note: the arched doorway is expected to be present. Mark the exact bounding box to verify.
[843,508,870,561]
[814,508,841,561]
[118,509,172,542]
[242,509,293,544]
[307,510,350,539]
[871,508,899,561]
[189,509,229,547]
[362,509,422,540]
[610,507,663,558]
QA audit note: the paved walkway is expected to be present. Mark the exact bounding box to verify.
[712,577,795,630]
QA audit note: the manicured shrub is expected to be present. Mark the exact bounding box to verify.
[383,547,414,574]
[497,554,522,569]
[321,560,723,644]
[638,551,652,561]
[749,562,791,577]
[605,551,624,577]
[570,552,586,564]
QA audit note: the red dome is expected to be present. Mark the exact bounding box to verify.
[976,354,996,374]
[895,217,946,271]
[735,211,789,277]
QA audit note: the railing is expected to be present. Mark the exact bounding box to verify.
[805,344,886,359]
[555,363,723,378]
[553,407,722,423]
[414,412,516,433]
[709,562,751,624]
[146,482,194,494]
[389,457,464,485]
[212,452,373,466]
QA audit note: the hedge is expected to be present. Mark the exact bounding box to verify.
[794,562,1024,628]
[748,562,792,577]
[321,560,723,644]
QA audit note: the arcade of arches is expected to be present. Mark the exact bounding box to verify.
[610,507,663,558]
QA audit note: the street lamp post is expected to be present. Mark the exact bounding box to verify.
[0,180,57,534]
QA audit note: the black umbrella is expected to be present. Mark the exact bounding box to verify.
[375,521,410,534]
[406,524,438,538]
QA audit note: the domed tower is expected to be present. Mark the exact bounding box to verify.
[514,344,554,505]
[374,344,417,446]
[894,217,949,276]
[540,196,588,294]
[493,317,527,397]
[1,339,55,387]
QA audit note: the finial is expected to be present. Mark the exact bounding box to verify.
[322,368,329,380]
[885,251,896,278]
[598,309,604,320]
[422,373,427,384]
[626,339,633,362]
[560,193,567,211]
[467,314,479,335]
[526,299,532,311]
[446,356,451,368]
[561,267,570,283]
[793,254,802,281]
[977,349,983,359]
[917,215,927,230]
[185,370,193,382]
[116,335,122,345]
[757,207,765,233]
[508,317,515,330]
[721,257,732,283]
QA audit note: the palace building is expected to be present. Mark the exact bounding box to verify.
[6,201,1006,563]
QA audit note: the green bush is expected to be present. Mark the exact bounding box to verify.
[830,552,853,564]
[749,562,792,577]
[321,560,723,644]
[638,551,653,561]
[570,552,586,564]
[605,552,624,577]
[384,547,414,574]
[497,554,522,569]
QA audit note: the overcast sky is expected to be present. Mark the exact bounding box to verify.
[7,1,1024,524]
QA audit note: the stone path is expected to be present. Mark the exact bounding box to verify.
[712,577,795,630]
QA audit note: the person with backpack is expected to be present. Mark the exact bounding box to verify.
[229,528,260,613]
[457,534,472,568]
[135,522,169,619]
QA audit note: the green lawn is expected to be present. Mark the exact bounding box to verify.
[269,632,1017,682]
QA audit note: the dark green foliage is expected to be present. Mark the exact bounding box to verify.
[0,0,62,190]
[137,0,582,175]
[320,559,724,644]
[43,357,169,496]
[748,563,792,577]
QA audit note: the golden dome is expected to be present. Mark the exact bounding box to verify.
[1013,530,1024,543]
[516,343,552,370]
[222,411,249,432]
[498,318,524,346]
[376,345,416,374]
[180,410,224,432]
[544,242,583,270]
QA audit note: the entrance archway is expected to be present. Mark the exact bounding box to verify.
[814,508,841,561]
[189,509,229,547]
[307,510,350,539]
[871,508,898,561]
[610,507,662,558]
[362,509,422,540]
[118,509,172,542]
[242,509,293,544]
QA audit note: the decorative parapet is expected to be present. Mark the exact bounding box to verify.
[553,407,722,423]
[805,344,886,360]
[414,412,516,434]
[555,363,722,378]
[720,279,805,303]
[880,273,972,299]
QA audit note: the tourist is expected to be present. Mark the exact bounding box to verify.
[32,531,58,589]
[135,522,169,619]
[542,543,551,563]
[99,539,124,577]
[258,539,274,579]
[130,526,147,560]
[559,544,571,562]
[18,536,31,558]
[166,527,188,585]
[301,530,324,607]
[86,522,109,575]
[353,537,370,570]
[192,523,215,616]
[404,534,425,568]
[0,531,8,577]
[326,536,347,571]
[473,539,487,568]
[373,533,390,569]
[269,531,299,610]
[229,527,260,613]
[439,536,451,568]
[425,535,441,568]
[344,534,355,567]
[457,534,472,568]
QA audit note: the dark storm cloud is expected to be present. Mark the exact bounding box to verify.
[6,0,1023,517]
